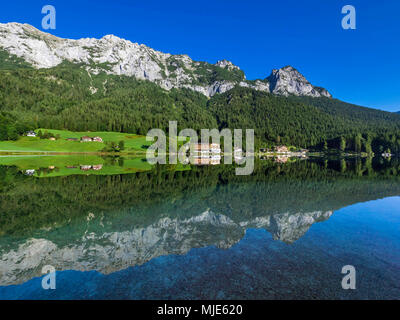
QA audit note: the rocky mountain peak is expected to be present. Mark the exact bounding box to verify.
[0,22,331,98]
[214,59,240,71]
[101,34,122,42]
[267,65,331,98]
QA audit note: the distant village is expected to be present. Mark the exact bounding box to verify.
[182,143,309,165]
[26,131,104,143]
[22,142,309,176]
[259,145,308,154]
[24,131,396,159]
[23,131,394,173]
[22,134,309,170]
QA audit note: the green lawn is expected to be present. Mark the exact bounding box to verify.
[0,129,151,153]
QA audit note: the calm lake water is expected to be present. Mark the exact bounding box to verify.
[0,157,399,299]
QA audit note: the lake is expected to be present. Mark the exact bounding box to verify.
[0,156,399,299]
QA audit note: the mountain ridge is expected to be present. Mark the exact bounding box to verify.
[0,22,331,98]
[1,23,400,152]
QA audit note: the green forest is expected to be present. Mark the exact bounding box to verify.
[1,157,400,238]
[1,55,400,153]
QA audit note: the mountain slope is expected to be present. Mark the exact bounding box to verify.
[208,87,400,148]
[1,23,400,152]
[0,64,399,151]
[0,64,217,135]
[0,22,330,98]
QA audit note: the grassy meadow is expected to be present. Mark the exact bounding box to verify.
[0,129,152,153]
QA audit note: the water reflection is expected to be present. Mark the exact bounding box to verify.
[0,157,400,291]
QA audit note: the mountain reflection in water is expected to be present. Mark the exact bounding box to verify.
[0,157,399,299]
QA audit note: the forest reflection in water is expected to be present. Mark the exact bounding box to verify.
[0,156,399,296]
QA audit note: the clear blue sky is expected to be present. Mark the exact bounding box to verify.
[1,0,399,111]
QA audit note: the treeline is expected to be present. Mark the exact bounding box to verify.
[0,65,215,135]
[208,88,400,153]
[0,113,32,141]
[320,133,399,154]
[1,63,400,152]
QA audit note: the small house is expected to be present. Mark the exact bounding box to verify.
[92,136,103,143]
[192,143,209,152]
[81,136,93,142]
[26,131,37,137]
[92,164,103,171]
[24,169,36,176]
[210,143,221,154]
[49,137,56,141]
[80,165,92,171]
[191,143,221,156]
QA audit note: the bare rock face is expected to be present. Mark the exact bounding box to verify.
[267,66,332,98]
[214,59,241,72]
[208,81,236,96]
[0,23,331,98]
[239,80,271,93]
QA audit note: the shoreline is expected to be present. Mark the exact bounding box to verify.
[0,151,147,156]
[0,151,384,158]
